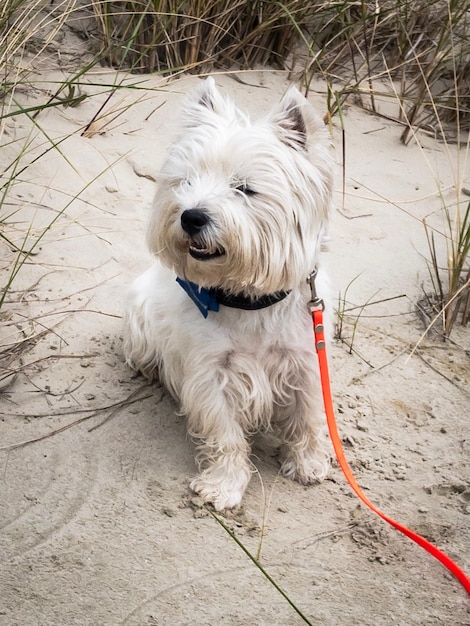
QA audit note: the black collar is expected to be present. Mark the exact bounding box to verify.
[176,277,291,318]
[214,288,291,311]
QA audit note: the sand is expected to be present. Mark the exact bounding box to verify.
[1,51,469,625]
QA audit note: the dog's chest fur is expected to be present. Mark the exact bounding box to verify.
[143,265,320,432]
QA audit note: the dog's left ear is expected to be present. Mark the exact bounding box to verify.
[181,77,236,127]
[270,87,324,150]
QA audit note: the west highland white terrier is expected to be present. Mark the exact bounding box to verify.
[123,78,334,510]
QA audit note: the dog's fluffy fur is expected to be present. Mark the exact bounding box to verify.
[123,78,334,510]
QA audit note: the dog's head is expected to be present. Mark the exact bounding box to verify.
[147,78,333,296]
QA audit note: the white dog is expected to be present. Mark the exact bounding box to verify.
[123,78,334,510]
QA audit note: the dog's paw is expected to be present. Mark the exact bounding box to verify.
[190,476,243,511]
[281,454,329,485]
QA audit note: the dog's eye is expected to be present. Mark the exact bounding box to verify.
[235,184,256,196]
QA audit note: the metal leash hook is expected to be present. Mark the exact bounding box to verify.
[307,269,326,352]
[306,268,324,312]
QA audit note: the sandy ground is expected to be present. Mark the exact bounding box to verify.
[1,56,469,625]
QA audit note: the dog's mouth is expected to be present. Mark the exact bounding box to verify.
[188,239,225,261]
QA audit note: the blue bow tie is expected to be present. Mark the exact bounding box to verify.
[176,278,219,318]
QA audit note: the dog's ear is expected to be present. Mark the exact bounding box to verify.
[270,87,324,150]
[181,77,234,126]
[193,76,220,112]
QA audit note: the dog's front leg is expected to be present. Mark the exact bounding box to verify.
[279,393,330,486]
[181,363,253,510]
[272,353,330,485]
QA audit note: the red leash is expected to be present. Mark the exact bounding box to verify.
[307,275,470,594]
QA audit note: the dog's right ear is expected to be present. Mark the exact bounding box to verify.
[181,77,234,126]
[269,86,325,151]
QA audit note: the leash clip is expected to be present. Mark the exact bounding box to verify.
[306,268,324,313]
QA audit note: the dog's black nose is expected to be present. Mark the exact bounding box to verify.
[181,209,209,235]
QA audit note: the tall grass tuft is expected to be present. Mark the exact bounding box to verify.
[423,200,470,336]
[296,0,469,134]
[91,0,314,74]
